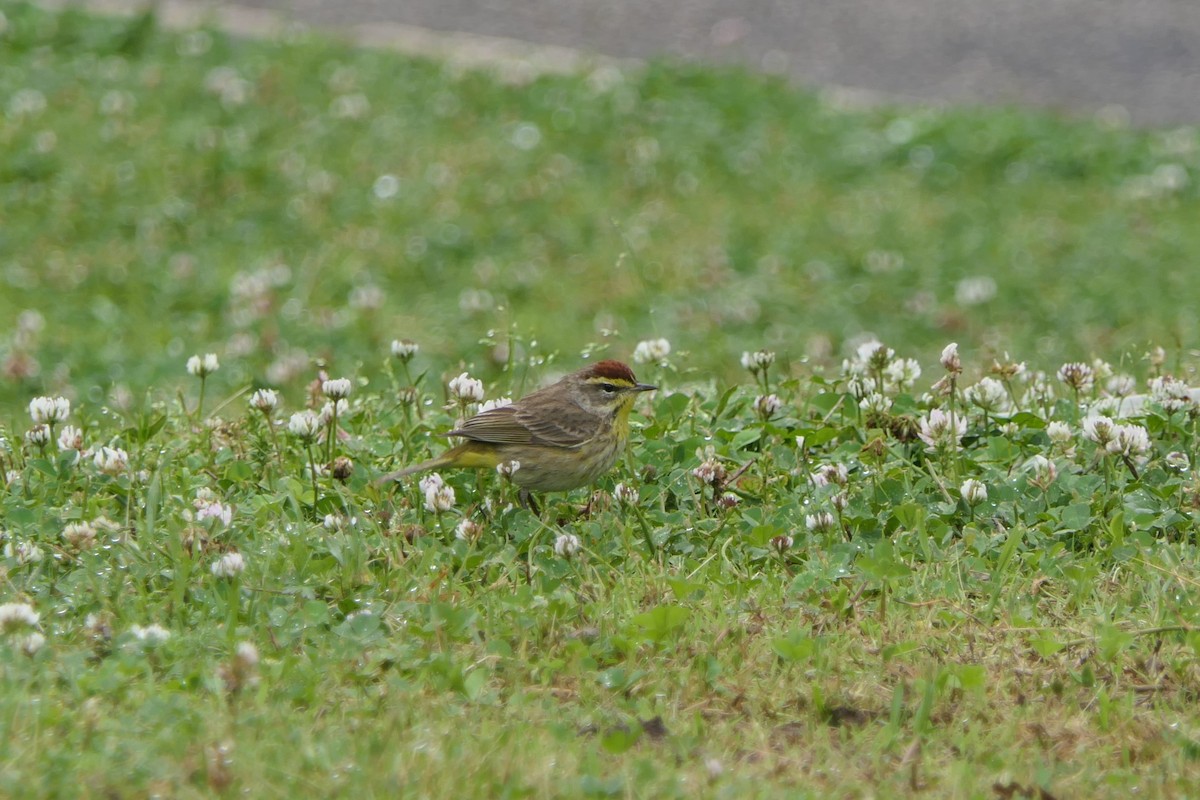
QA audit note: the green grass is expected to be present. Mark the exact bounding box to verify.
[5,2,1200,798]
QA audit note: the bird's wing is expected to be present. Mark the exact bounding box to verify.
[448,407,535,445]
[448,402,602,448]
[512,402,602,448]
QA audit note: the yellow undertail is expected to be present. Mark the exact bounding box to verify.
[374,443,501,485]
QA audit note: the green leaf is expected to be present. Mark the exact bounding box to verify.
[580,774,625,796]
[1097,625,1135,663]
[462,668,488,700]
[892,502,926,532]
[856,540,911,581]
[223,460,256,483]
[807,392,846,416]
[772,631,816,663]
[730,428,762,452]
[665,578,705,600]
[1057,503,1092,532]
[599,726,641,754]
[1030,634,1066,659]
[801,426,841,447]
[881,641,920,663]
[628,604,691,643]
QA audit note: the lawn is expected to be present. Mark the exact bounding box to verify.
[3,2,1200,797]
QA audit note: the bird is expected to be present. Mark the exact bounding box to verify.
[376,360,656,506]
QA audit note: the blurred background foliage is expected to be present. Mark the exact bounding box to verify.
[1,1,1199,412]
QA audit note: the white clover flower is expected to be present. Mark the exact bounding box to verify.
[3,540,43,565]
[186,353,220,377]
[496,460,521,479]
[28,395,70,424]
[287,410,322,441]
[204,66,251,107]
[717,492,741,510]
[1105,375,1136,397]
[692,458,726,487]
[854,340,894,370]
[194,490,233,526]
[845,373,879,398]
[249,388,278,412]
[805,511,835,532]
[0,602,39,633]
[883,358,922,392]
[322,377,352,400]
[211,552,246,578]
[939,343,962,373]
[373,173,400,200]
[954,276,997,306]
[1165,451,1189,471]
[455,519,483,543]
[990,357,1027,380]
[479,397,513,413]
[1106,423,1151,457]
[811,463,849,488]
[960,479,988,507]
[447,372,485,403]
[1056,362,1094,393]
[754,394,783,419]
[1020,372,1056,408]
[93,446,129,475]
[613,482,639,505]
[964,377,1010,414]
[1025,455,1058,487]
[859,393,892,414]
[24,425,50,448]
[740,349,776,374]
[1046,421,1072,444]
[390,339,419,361]
[62,522,98,550]
[418,473,445,495]
[348,285,384,310]
[17,632,45,656]
[770,534,793,553]
[56,425,84,452]
[1082,415,1117,446]
[318,399,349,426]
[424,483,456,513]
[8,88,46,118]
[1149,376,1196,413]
[554,533,581,558]
[235,641,259,669]
[632,338,672,365]
[130,623,172,644]
[917,408,967,451]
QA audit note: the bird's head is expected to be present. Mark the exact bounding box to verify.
[570,359,657,418]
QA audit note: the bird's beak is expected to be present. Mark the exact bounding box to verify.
[634,383,657,393]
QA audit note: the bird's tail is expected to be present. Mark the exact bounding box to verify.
[374,454,455,487]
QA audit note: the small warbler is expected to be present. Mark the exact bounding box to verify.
[377,360,656,503]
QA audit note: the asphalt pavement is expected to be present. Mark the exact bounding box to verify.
[232,0,1200,125]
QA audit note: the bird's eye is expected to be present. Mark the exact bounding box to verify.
[599,383,617,394]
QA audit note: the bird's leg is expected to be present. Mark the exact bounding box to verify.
[518,488,541,516]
